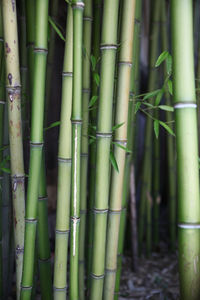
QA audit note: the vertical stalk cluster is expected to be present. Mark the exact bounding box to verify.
[89,1,120,299]
[2,1,25,299]
[53,5,73,299]
[21,0,49,298]
[70,2,84,300]
[103,1,136,299]
[171,0,200,298]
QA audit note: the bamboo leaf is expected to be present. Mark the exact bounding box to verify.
[143,89,161,100]
[112,122,124,131]
[0,167,11,174]
[158,105,174,112]
[48,16,65,42]
[155,89,164,106]
[93,72,100,86]
[89,95,98,107]
[154,120,159,139]
[155,51,169,67]
[112,142,132,153]
[159,121,175,136]
[90,55,97,71]
[110,151,119,172]
[134,102,141,113]
[167,79,173,95]
[44,121,60,131]
[143,102,154,108]
[166,54,172,75]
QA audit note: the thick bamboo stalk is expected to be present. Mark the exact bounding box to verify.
[79,1,92,299]
[2,1,25,299]
[53,5,73,300]
[70,2,84,300]
[89,1,120,299]
[87,0,102,285]
[138,0,161,256]
[20,0,49,298]
[171,1,200,298]
[103,1,135,299]
[161,0,176,251]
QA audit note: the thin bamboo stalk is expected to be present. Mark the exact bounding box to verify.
[53,5,73,300]
[103,1,135,299]
[79,1,92,299]
[114,1,142,297]
[138,0,161,256]
[87,0,102,285]
[171,1,200,298]
[89,1,120,298]
[20,0,49,298]
[70,2,84,300]
[2,1,25,299]
[161,0,176,251]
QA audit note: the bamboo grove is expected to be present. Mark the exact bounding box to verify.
[0,0,200,299]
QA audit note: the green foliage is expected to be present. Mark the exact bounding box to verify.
[44,121,61,131]
[48,16,65,42]
[89,95,98,107]
[154,120,159,139]
[110,151,119,172]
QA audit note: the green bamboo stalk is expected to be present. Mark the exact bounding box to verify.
[161,0,176,251]
[53,5,73,300]
[103,1,135,299]
[70,2,84,300]
[87,0,102,285]
[20,0,49,298]
[79,1,92,299]
[2,1,25,299]
[138,0,161,256]
[89,1,120,299]
[25,0,35,93]
[171,1,200,298]
[114,1,142,297]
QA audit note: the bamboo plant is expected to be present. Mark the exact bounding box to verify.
[89,1,120,298]
[53,4,73,299]
[2,1,25,299]
[79,1,92,299]
[138,0,161,256]
[20,0,49,298]
[103,0,136,299]
[70,1,84,300]
[171,0,200,298]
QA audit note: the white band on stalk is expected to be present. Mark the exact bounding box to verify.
[174,103,197,109]
[96,132,112,138]
[118,61,132,67]
[100,44,118,50]
[178,223,200,229]
[83,17,93,21]
[0,101,5,105]
[72,1,85,9]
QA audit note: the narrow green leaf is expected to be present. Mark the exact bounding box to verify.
[143,102,154,108]
[155,89,164,106]
[94,72,100,86]
[89,95,98,107]
[48,16,65,41]
[159,121,175,136]
[110,151,119,172]
[90,55,96,71]
[167,79,173,95]
[112,142,132,153]
[112,122,124,131]
[134,102,141,113]
[0,167,11,174]
[158,105,174,112]
[144,89,161,100]
[44,121,61,131]
[155,51,169,67]
[154,120,159,139]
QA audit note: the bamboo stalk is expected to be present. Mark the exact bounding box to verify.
[171,1,200,298]
[89,1,120,299]
[161,0,176,251]
[103,2,135,299]
[53,5,73,299]
[79,1,92,299]
[87,0,102,286]
[115,0,142,296]
[138,0,161,256]
[20,0,49,298]
[2,1,25,299]
[70,2,84,300]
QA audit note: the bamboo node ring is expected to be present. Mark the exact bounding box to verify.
[118,61,132,67]
[62,72,73,77]
[93,208,108,214]
[53,286,67,292]
[96,132,112,138]
[90,273,104,279]
[174,102,197,109]
[178,223,200,229]
[100,44,118,50]
[72,2,85,9]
